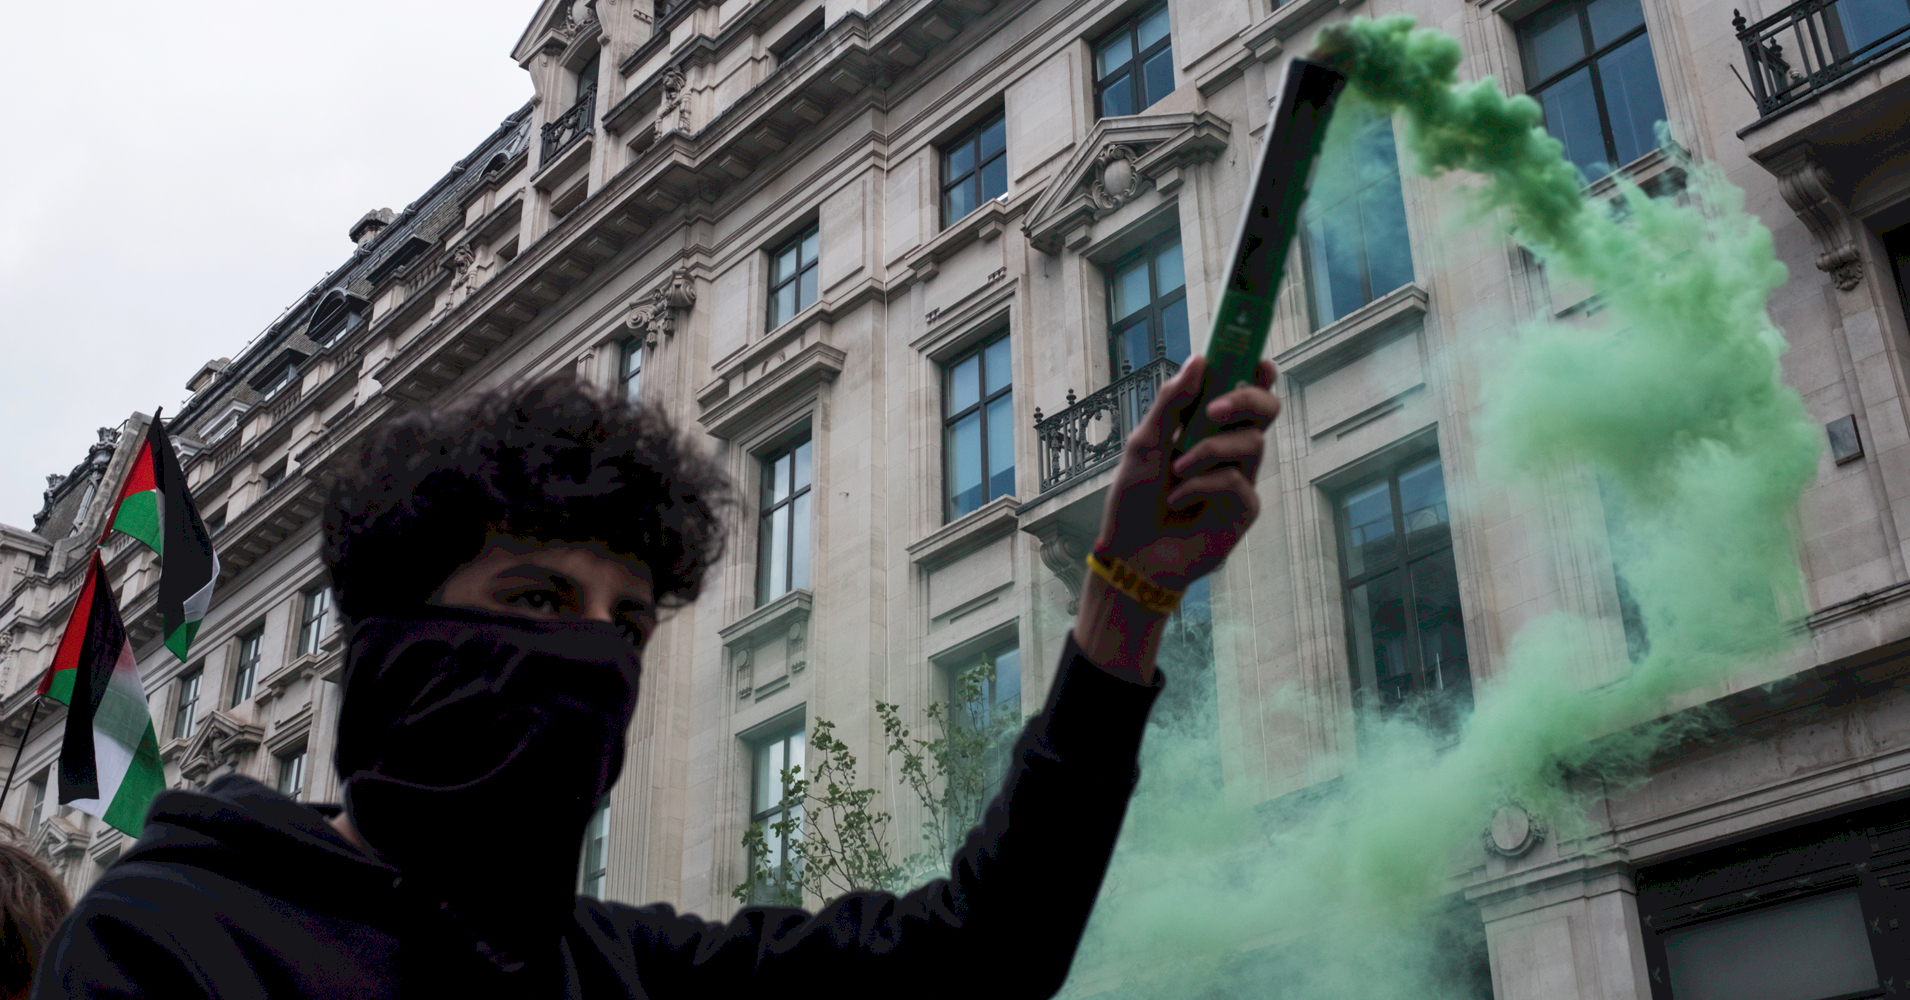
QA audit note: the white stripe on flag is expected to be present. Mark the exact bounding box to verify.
[65,638,147,822]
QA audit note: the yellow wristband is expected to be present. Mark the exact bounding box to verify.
[1084,551,1184,615]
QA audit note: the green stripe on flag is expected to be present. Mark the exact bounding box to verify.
[164,619,201,665]
[100,722,165,835]
[45,670,74,706]
[111,491,162,554]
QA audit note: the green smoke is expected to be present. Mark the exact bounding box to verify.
[1057,15,1821,999]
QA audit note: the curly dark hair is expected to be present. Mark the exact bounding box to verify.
[0,822,69,997]
[322,373,732,624]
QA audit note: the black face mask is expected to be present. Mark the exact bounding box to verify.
[335,606,642,928]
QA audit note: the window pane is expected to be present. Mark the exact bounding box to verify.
[793,440,812,490]
[1154,240,1185,293]
[1095,34,1131,78]
[1142,48,1175,109]
[986,394,1015,500]
[1138,6,1170,51]
[1410,549,1469,699]
[775,246,798,282]
[979,156,1007,205]
[1115,317,1152,373]
[980,116,1005,159]
[1307,209,1365,325]
[1113,258,1150,319]
[1523,5,1588,83]
[770,453,791,503]
[1536,67,1608,182]
[1664,889,1877,1000]
[1839,2,1910,53]
[1585,0,1645,48]
[766,505,789,599]
[800,230,819,266]
[951,354,981,412]
[949,412,984,518]
[1397,458,1450,545]
[946,177,975,223]
[1161,297,1191,366]
[791,491,811,592]
[947,141,975,181]
[993,646,1021,712]
[798,266,817,311]
[1340,480,1397,578]
[772,282,795,328]
[1597,34,1667,168]
[754,742,778,812]
[1100,71,1134,117]
[788,731,805,776]
[1360,185,1413,301]
[984,336,1011,392]
[1347,571,1413,707]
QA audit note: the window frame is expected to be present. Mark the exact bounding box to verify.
[766,222,821,331]
[940,110,1008,229]
[620,335,643,402]
[275,747,306,798]
[230,627,263,707]
[756,433,815,606]
[24,776,45,829]
[1092,1,1175,120]
[1105,229,1189,376]
[1333,451,1470,723]
[172,665,202,741]
[297,585,332,658]
[941,330,1015,522]
[579,798,611,897]
[748,723,807,903]
[1515,0,1664,183]
[1298,110,1414,329]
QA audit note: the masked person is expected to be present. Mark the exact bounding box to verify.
[33,357,1279,998]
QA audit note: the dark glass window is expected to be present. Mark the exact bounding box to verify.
[941,639,1023,836]
[578,799,610,897]
[942,111,1008,227]
[172,666,202,741]
[749,726,806,903]
[25,778,45,829]
[943,331,1015,521]
[1516,0,1668,184]
[1094,2,1174,118]
[758,436,813,604]
[297,585,331,657]
[1106,231,1189,375]
[1336,455,1470,727]
[276,749,305,797]
[261,461,286,492]
[767,223,820,330]
[620,336,642,402]
[230,628,262,707]
[1303,111,1413,327]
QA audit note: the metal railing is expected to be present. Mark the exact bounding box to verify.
[1032,356,1179,495]
[540,86,597,163]
[1735,1,1910,118]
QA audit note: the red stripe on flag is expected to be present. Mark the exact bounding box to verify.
[40,555,104,696]
[98,437,157,547]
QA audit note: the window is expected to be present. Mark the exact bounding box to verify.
[748,726,806,903]
[578,798,610,898]
[24,777,45,829]
[298,585,332,657]
[1094,2,1174,118]
[943,639,1023,831]
[943,332,1015,521]
[231,628,262,707]
[1107,231,1189,376]
[773,11,825,63]
[767,223,820,330]
[261,461,286,492]
[1303,110,1413,327]
[1636,795,1910,1000]
[941,111,1007,227]
[1516,0,1668,184]
[276,749,306,798]
[203,505,226,535]
[620,336,642,402]
[757,436,813,605]
[1336,454,1470,727]
[172,665,202,741]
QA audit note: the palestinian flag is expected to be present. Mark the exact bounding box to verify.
[104,410,219,662]
[38,551,166,836]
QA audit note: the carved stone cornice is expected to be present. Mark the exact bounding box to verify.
[1769,144,1863,290]
[179,709,265,784]
[718,590,813,700]
[626,264,698,347]
[1023,111,1233,255]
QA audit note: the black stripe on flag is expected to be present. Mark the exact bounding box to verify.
[59,552,129,803]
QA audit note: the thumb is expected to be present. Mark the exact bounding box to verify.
[1134,355,1205,452]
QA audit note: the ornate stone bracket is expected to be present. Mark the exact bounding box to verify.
[1770,146,1863,291]
[1029,523,1092,615]
[626,265,697,347]
[179,710,266,786]
[657,66,691,137]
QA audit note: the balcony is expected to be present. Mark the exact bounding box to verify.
[1735,1,1910,120]
[541,87,597,163]
[1031,356,1178,498]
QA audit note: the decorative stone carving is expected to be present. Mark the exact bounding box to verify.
[1090,144,1147,211]
[447,244,478,291]
[43,473,64,501]
[787,620,806,674]
[1483,802,1545,858]
[735,646,753,700]
[626,265,697,347]
[1030,524,1091,615]
[658,66,690,135]
[1771,146,1863,290]
[438,243,494,317]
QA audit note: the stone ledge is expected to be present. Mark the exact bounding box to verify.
[907,495,1021,571]
[1274,281,1429,384]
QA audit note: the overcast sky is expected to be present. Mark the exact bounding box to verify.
[0,0,540,529]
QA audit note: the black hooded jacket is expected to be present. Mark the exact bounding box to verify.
[32,635,1163,998]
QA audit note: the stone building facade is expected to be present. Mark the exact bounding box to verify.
[3,0,1909,996]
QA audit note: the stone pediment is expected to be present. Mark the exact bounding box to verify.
[1023,111,1232,255]
[179,710,265,784]
[31,813,89,873]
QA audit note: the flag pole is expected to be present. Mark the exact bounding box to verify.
[0,696,46,816]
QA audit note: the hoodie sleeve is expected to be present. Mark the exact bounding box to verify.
[588,633,1164,999]
[30,894,214,999]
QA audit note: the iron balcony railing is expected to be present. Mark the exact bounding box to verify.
[541,86,597,163]
[1032,356,1179,495]
[1735,1,1910,118]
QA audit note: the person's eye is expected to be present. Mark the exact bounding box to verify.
[507,589,563,614]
